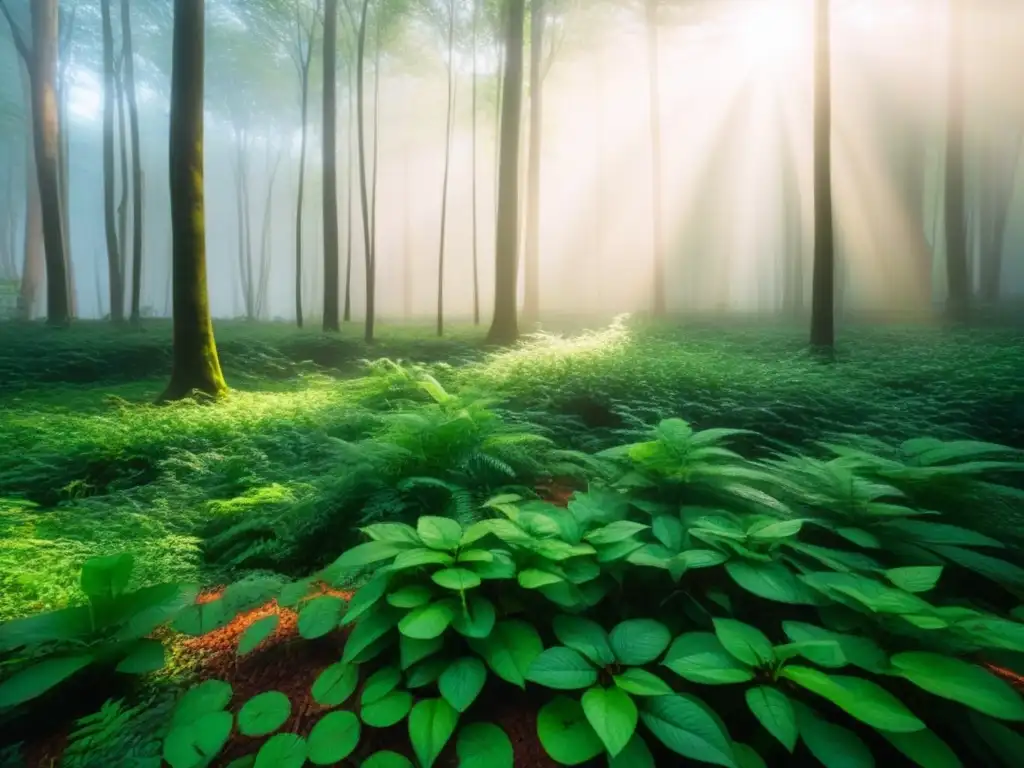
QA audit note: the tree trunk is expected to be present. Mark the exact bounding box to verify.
[121,0,144,323]
[344,68,355,322]
[18,62,43,320]
[322,0,341,332]
[58,5,74,318]
[101,0,124,322]
[486,0,524,345]
[471,0,480,325]
[810,0,834,352]
[645,0,665,317]
[257,147,283,318]
[356,0,374,341]
[944,0,969,322]
[162,0,226,401]
[522,0,544,323]
[30,0,70,326]
[437,0,456,337]
[116,64,130,299]
[977,130,1020,303]
[294,17,313,328]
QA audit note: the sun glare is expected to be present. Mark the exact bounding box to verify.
[733,0,811,76]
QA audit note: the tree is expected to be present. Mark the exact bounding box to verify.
[121,0,145,324]
[162,0,227,401]
[645,0,665,317]
[101,0,125,322]
[486,0,524,345]
[521,0,544,323]
[944,0,969,322]
[1,0,71,326]
[354,0,374,341]
[436,0,457,336]
[470,0,480,325]
[322,0,341,332]
[809,0,834,352]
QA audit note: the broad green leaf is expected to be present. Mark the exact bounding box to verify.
[362,751,413,768]
[392,548,456,571]
[307,711,361,765]
[432,568,482,591]
[526,647,599,690]
[747,519,803,540]
[608,733,655,768]
[417,516,463,551]
[663,633,754,685]
[794,702,874,768]
[170,680,232,729]
[163,711,233,768]
[726,561,821,605]
[408,698,459,768]
[553,614,614,666]
[362,666,402,706]
[967,711,1024,767]
[885,567,943,593]
[773,640,846,668]
[734,743,768,768]
[891,652,1024,721]
[585,521,651,545]
[782,621,889,673]
[311,662,359,707]
[613,668,673,696]
[518,569,565,589]
[582,686,638,757]
[836,527,882,549]
[398,601,455,640]
[81,553,134,601]
[468,620,543,688]
[470,551,517,580]
[388,585,434,609]
[745,687,796,752]
[439,657,487,712]
[254,733,307,768]
[594,538,646,563]
[406,656,450,688]
[340,573,389,626]
[298,596,345,639]
[653,516,684,551]
[639,694,737,767]
[116,639,165,674]
[342,606,401,663]
[537,696,605,766]
[277,579,314,607]
[238,615,279,655]
[677,549,729,569]
[562,558,601,584]
[609,619,671,665]
[456,722,513,768]
[627,543,675,570]
[450,595,496,639]
[361,523,422,546]
[883,520,1003,548]
[878,728,962,768]
[324,541,406,573]
[930,545,1024,591]
[713,619,774,666]
[361,691,414,728]
[400,634,444,670]
[457,549,494,564]
[172,601,229,636]
[462,518,531,547]
[781,665,924,732]
[238,691,291,737]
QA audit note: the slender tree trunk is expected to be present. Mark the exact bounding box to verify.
[322,0,341,331]
[162,0,226,400]
[944,0,969,322]
[978,133,1021,303]
[294,24,313,328]
[486,0,524,345]
[116,66,130,298]
[437,0,456,337]
[17,62,43,320]
[31,0,70,326]
[257,147,283,318]
[101,0,124,322]
[522,0,544,323]
[121,0,144,323]
[645,0,665,317]
[356,0,374,341]
[494,33,505,224]
[58,5,74,318]
[344,70,355,321]
[471,0,480,325]
[810,0,834,351]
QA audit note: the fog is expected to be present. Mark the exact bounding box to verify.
[1,0,1022,323]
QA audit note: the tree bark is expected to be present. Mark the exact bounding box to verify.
[344,67,355,321]
[486,0,524,345]
[57,4,74,318]
[17,61,43,320]
[944,0,969,322]
[101,0,124,322]
[471,0,480,325]
[522,0,544,323]
[161,0,227,401]
[810,0,834,352]
[355,0,374,341]
[322,0,341,331]
[645,0,665,317]
[121,0,144,323]
[292,2,316,329]
[437,0,456,337]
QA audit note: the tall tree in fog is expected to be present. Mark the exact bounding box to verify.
[101,0,125,322]
[15,61,43,319]
[57,5,75,317]
[810,0,834,352]
[977,131,1022,302]
[487,0,524,345]
[470,0,480,325]
[645,0,666,318]
[944,0,969,322]
[121,0,144,323]
[436,0,457,336]
[355,0,375,341]
[163,0,227,400]
[322,0,341,331]
[522,0,544,323]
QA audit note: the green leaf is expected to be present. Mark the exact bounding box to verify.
[340,572,389,627]
[878,728,962,768]
[608,733,655,768]
[172,601,229,636]
[884,520,1003,548]
[163,711,233,768]
[400,634,444,670]
[408,698,459,768]
[639,694,737,767]
[81,553,134,601]
[653,516,684,551]
[747,519,803,540]
[890,652,1024,721]
[254,733,307,768]
[298,596,345,639]
[537,696,605,766]
[417,516,463,551]
[307,711,361,765]
[277,578,314,607]
[388,585,434,609]
[726,561,821,605]
[966,712,1024,767]
[745,687,797,752]
[595,538,646,563]
[406,656,450,688]
[311,662,359,707]
[553,614,614,666]
[734,743,768,768]
[399,601,456,640]
[885,567,943,593]
[526,647,599,690]
[342,605,401,663]
[362,523,422,546]
[361,691,414,728]
[713,619,774,667]
[238,615,279,655]
[361,751,414,768]
[468,619,543,688]
[238,691,291,737]
[582,686,638,757]
[794,702,874,768]
[116,639,165,674]
[782,622,888,673]
[362,666,402,706]
[450,595,496,639]
[836,527,882,548]
[585,521,650,545]
[170,680,233,729]
[392,548,456,570]
[470,551,517,580]
[457,549,494,564]
[663,633,754,685]
[609,619,671,665]
[432,568,482,591]
[439,657,487,712]
[613,668,673,696]
[456,722,513,768]
[324,540,407,574]
[780,665,925,732]
[773,640,846,668]
[677,549,729,569]
[518,569,565,589]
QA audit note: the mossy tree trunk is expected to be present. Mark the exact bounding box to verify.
[161,0,226,402]
[810,0,835,353]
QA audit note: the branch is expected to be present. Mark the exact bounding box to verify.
[0,0,31,67]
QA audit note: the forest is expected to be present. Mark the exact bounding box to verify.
[1,0,1023,766]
